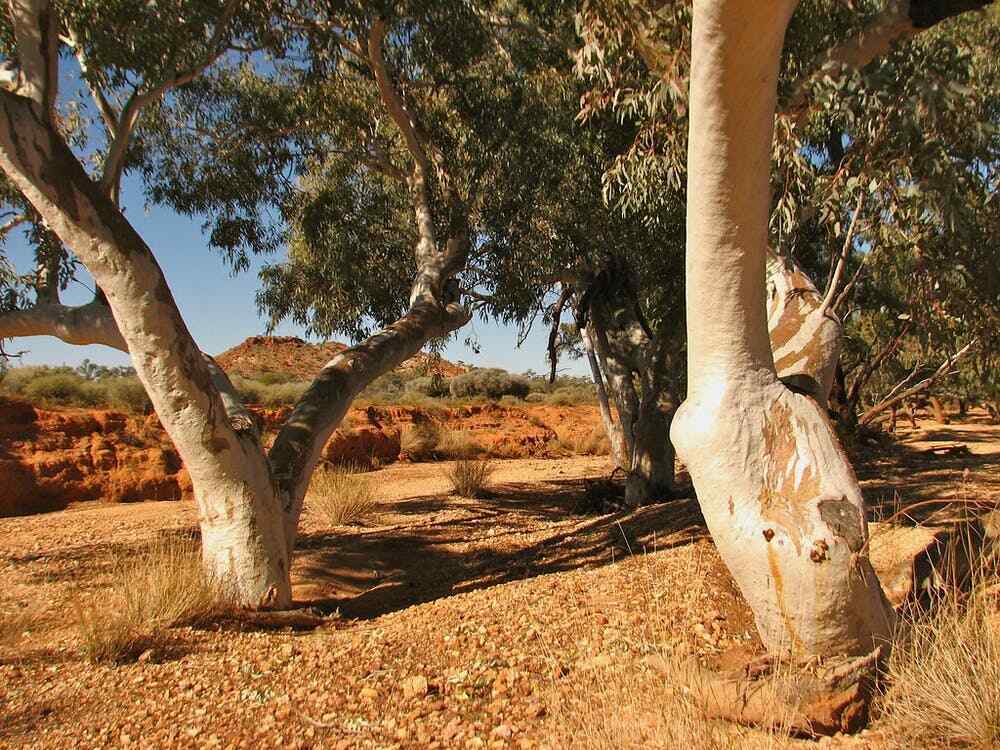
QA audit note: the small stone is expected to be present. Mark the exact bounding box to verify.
[524,701,546,719]
[492,724,513,739]
[137,649,155,664]
[401,675,429,699]
[360,686,379,701]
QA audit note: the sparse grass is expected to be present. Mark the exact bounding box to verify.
[540,541,797,749]
[548,660,798,749]
[307,464,378,526]
[876,555,1000,748]
[446,457,494,497]
[437,429,482,459]
[72,535,224,664]
[400,420,442,461]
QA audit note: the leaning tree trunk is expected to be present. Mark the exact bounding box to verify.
[0,5,472,607]
[669,0,892,662]
[0,86,293,607]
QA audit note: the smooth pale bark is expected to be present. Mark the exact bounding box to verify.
[766,252,842,407]
[0,1,475,608]
[0,87,292,607]
[670,0,892,658]
[579,323,627,467]
[270,299,469,551]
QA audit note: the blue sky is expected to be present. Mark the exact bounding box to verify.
[4,174,587,378]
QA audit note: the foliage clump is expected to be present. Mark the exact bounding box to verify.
[449,368,530,400]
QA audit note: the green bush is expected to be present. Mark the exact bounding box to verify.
[23,373,98,407]
[525,392,546,404]
[103,377,152,413]
[230,375,265,405]
[250,370,296,386]
[406,375,450,398]
[545,386,595,406]
[259,381,308,407]
[449,368,530,400]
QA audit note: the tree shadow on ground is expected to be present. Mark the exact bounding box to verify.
[293,476,708,621]
[855,430,999,524]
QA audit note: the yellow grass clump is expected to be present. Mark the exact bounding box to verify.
[73,535,225,664]
[307,464,378,526]
[446,457,495,497]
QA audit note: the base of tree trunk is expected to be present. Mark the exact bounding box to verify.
[685,647,884,737]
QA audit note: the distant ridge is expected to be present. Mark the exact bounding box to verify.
[215,336,467,381]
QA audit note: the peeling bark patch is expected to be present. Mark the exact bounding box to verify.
[818,497,865,552]
[759,399,823,552]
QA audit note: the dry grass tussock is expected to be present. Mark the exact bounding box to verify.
[876,544,1000,748]
[307,464,378,526]
[72,535,226,663]
[447,457,495,497]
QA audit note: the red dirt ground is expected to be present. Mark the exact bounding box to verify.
[0,414,997,748]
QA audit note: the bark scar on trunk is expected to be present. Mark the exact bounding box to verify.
[817,496,866,553]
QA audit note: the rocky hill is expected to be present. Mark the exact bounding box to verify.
[215,336,468,381]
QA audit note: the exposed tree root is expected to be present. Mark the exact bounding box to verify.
[683,647,884,737]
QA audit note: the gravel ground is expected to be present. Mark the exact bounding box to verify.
[2,419,997,749]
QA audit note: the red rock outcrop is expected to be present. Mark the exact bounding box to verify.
[0,395,602,516]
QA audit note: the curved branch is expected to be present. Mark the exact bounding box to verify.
[269,299,471,550]
[858,340,976,425]
[99,0,240,193]
[0,298,126,349]
[64,25,118,135]
[820,196,864,314]
[367,18,431,176]
[782,0,994,122]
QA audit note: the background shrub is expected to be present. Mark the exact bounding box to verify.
[23,373,98,407]
[406,375,451,398]
[449,368,530,400]
[401,421,442,461]
[103,376,153,413]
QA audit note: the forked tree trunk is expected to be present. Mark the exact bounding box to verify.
[0,3,471,607]
[670,0,892,659]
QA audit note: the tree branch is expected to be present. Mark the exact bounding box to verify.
[782,0,994,122]
[820,196,864,313]
[547,284,573,384]
[99,0,239,194]
[7,0,59,121]
[63,25,118,135]
[367,18,432,177]
[858,340,976,425]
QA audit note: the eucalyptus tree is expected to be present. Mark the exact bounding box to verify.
[574,0,996,729]
[0,0,575,608]
[578,0,997,417]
